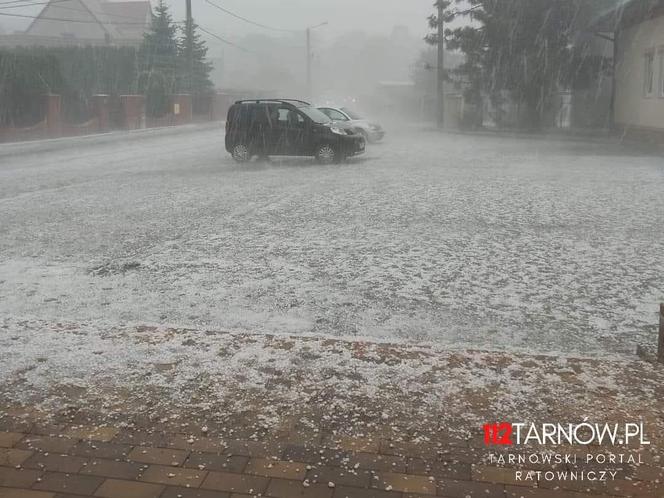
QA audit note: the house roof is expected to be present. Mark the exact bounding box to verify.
[591,0,664,33]
[102,1,151,41]
[25,0,150,42]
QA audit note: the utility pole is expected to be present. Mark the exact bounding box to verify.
[305,22,327,102]
[306,27,312,101]
[436,1,445,128]
[185,0,193,93]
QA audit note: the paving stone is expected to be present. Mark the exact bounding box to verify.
[425,462,472,481]
[434,446,483,465]
[436,478,505,498]
[184,452,248,473]
[112,431,169,447]
[332,486,402,498]
[54,494,102,498]
[266,477,334,498]
[472,465,537,487]
[140,464,207,487]
[15,438,76,455]
[128,447,189,466]
[161,486,231,498]
[379,441,438,458]
[0,468,41,488]
[224,440,280,458]
[371,472,436,495]
[272,431,323,449]
[536,477,610,495]
[0,434,25,449]
[0,417,33,434]
[201,471,269,494]
[633,465,664,482]
[348,453,407,473]
[69,441,132,460]
[80,459,145,480]
[0,489,55,498]
[504,486,593,498]
[94,479,164,498]
[607,479,664,497]
[63,426,119,443]
[166,435,226,453]
[0,449,33,467]
[29,425,66,438]
[32,472,104,495]
[23,454,86,474]
[306,465,372,488]
[336,437,380,454]
[245,458,307,480]
[282,446,350,467]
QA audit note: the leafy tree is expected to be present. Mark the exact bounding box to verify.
[426,0,608,129]
[139,0,178,117]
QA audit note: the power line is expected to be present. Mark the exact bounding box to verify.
[0,0,68,9]
[0,2,253,55]
[0,11,179,25]
[198,25,253,53]
[204,0,298,33]
[0,0,39,5]
[0,0,151,23]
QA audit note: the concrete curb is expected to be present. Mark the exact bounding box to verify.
[0,121,224,159]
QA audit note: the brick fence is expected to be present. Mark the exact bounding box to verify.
[0,93,233,144]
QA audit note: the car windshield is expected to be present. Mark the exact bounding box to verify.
[298,106,332,124]
[341,107,363,120]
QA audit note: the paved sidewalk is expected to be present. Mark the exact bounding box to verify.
[0,405,662,498]
[1,327,664,497]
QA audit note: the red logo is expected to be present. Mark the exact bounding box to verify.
[483,423,513,445]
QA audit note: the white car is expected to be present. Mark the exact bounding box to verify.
[317,106,385,143]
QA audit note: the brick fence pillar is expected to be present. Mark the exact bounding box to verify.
[92,94,110,132]
[43,94,61,137]
[120,95,145,130]
[658,304,664,363]
[171,94,193,125]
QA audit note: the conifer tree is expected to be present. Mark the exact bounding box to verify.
[139,0,178,117]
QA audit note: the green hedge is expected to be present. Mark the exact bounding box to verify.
[0,46,138,126]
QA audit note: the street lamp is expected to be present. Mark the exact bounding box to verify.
[306,22,328,101]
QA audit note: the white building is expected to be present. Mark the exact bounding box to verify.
[598,0,664,137]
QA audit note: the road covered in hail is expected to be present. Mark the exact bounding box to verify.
[1,124,663,357]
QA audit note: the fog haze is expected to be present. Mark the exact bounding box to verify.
[0,0,435,39]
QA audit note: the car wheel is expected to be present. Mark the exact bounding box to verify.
[232,143,250,163]
[315,143,336,164]
[358,129,370,142]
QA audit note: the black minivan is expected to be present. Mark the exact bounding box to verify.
[225,99,365,164]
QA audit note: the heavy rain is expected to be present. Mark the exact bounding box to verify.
[0,2,663,497]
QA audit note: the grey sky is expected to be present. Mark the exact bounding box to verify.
[0,0,436,53]
[168,0,435,38]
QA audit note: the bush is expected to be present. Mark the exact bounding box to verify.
[0,46,138,126]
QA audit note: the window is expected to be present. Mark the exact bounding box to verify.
[340,107,363,120]
[644,51,655,97]
[322,108,349,121]
[298,106,331,124]
[274,107,304,128]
